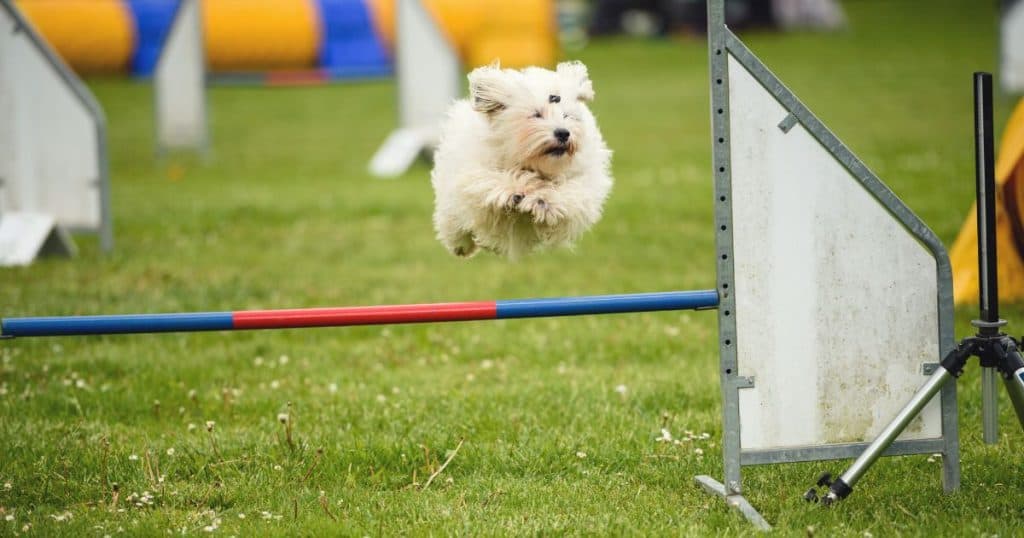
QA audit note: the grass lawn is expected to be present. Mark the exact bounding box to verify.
[3,0,1023,535]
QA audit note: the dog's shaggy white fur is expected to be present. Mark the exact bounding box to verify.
[431,61,613,258]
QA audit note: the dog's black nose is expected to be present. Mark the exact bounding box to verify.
[553,128,570,143]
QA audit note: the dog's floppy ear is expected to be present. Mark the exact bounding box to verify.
[556,61,594,102]
[468,64,514,114]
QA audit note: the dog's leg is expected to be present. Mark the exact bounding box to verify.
[450,233,479,257]
[483,170,543,212]
[456,168,544,213]
[433,168,539,257]
[434,210,480,257]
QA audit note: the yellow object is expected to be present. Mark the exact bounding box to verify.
[950,99,1024,305]
[203,0,320,72]
[16,0,135,74]
[365,0,557,69]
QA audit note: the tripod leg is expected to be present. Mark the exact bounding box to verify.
[1001,346,1024,430]
[1002,372,1024,431]
[820,367,955,505]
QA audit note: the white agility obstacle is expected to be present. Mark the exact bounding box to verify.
[368,0,461,178]
[154,0,209,155]
[696,0,957,527]
[0,1,113,264]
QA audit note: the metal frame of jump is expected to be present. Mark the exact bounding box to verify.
[0,0,962,530]
[696,0,958,528]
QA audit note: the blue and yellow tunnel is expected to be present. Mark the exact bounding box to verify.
[15,0,558,79]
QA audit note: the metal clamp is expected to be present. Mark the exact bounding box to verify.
[971,318,1007,329]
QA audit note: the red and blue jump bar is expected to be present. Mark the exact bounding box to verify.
[0,290,719,338]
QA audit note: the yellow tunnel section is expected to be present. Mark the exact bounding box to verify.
[366,0,557,68]
[15,0,556,75]
[202,0,320,72]
[16,0,136,74]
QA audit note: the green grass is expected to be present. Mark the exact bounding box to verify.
[3,0,1023,535]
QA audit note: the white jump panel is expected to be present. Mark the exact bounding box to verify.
[396,0,459,135]
[154,0,207,153]
[728,54,942,450]
[369,0,460,178]
[0,5,107,237]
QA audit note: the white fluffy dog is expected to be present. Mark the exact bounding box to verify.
[431,61,613,258]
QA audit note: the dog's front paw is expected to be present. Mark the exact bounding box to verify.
[489,190,526,212]
[522,192,565,225]
[493,170,543,211]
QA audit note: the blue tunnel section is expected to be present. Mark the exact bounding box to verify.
[315,0,392,78]
[127,0,178,76]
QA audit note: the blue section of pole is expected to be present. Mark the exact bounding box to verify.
[1,312,234,337]
[495,290,719,319]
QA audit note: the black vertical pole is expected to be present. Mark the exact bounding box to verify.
[974,72,998,330]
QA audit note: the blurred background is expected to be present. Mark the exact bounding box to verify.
[14,0,849,77]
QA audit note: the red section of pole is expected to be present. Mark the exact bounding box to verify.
[231,301,498,330]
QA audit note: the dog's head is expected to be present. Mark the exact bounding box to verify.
[468,61,596,176]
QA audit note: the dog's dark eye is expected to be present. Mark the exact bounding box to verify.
[532,111,543,119]
[549,95,560,103]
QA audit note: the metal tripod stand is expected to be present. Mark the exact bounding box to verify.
[804,72,1024,506]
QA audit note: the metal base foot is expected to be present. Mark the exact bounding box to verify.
[695,475,771,531]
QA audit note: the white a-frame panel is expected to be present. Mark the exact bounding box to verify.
[728,53,943,449]
[395,0,460,133]
[155,0,208,153]
[0,2,111,252]
[369,0,460,178]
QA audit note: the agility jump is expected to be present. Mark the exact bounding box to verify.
[2,0,988,530]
